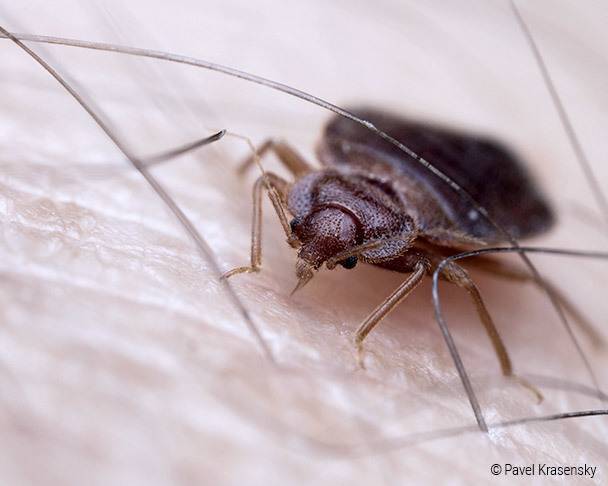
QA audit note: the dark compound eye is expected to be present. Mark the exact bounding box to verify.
[289,217,301,232]
[339,255,358,269]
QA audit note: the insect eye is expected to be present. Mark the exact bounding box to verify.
[339,256,358,269]
[289,217,301,232]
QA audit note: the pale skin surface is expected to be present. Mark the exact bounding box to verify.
[1,1,608,485]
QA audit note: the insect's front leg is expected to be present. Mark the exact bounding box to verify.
[354,260,428,368]
[222,172,296,279]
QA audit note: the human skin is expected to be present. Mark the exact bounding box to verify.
[1,1,607,485]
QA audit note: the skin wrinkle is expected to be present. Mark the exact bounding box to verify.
[1,1,608,485]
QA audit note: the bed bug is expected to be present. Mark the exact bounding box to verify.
[0,2,604,460]
[221,106,580,398]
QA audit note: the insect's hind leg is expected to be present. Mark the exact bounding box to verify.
[238,139,315,178]
[222,172,295,279]
[465,256,605,348]
[440,260,543,403]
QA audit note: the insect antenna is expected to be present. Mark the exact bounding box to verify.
[0,25,275,364]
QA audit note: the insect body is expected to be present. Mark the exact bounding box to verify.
[225,108,558,395]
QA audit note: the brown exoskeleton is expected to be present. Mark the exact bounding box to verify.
[223,107,585,400]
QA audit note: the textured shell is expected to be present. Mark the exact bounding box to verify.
[316,108,554,244]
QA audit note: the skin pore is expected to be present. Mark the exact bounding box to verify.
[1,0,607,484]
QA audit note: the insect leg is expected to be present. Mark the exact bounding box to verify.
[440,261,543,403]
[354,262,426,368]
[222,172,294,279]
[464,256,605,348]
[237,139,315,178]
